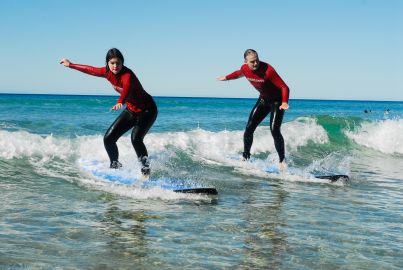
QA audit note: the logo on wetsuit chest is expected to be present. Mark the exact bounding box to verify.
[113,85,123,93]
[246,77,264,83]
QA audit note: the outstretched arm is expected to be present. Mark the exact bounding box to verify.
[60,58,106,77]
[216,70,244,81]
[216,76,227,81]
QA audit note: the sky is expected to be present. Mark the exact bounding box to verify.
[0,0,402,101]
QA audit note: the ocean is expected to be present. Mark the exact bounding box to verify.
[0,94,402,269]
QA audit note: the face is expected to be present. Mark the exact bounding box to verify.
[108,57,123,74]
[245,53,260,71]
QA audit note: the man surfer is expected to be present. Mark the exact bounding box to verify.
[217,49,290,170]
[60,48,157,177]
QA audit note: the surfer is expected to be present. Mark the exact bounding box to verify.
[217,49,290,170]
[60,48,157,177]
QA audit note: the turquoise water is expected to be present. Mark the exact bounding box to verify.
[0,94,402,269]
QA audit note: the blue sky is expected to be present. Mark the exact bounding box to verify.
[0,0,402,101]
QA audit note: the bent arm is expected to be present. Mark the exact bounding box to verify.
[267,68,289,103]
[117,73,132,105]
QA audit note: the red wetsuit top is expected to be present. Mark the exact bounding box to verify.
[69,63,154,113]
[225,61,289,103]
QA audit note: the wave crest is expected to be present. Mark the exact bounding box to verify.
[345,119,403,154]
[0,117,329,161]
[0,130,73,160]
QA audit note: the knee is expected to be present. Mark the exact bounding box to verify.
[131,134,144,146]
[270,126,282,138]
[104,132,115,145]
[244,124,255,135]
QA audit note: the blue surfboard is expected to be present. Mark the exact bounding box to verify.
[228,155,349,183]
[85,164,218,195]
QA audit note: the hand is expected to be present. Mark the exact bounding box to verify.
[60,58,71,67]
[111,103,123,111]
[216,76,227,81]
[279,102,289,110]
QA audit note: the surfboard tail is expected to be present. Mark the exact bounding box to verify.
[315,175,350,182]
[174,188,218,195]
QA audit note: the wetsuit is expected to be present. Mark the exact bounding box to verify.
[69,63,157,171]
[225,62,289,162]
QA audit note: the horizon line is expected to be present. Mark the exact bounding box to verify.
[0,92,401,103]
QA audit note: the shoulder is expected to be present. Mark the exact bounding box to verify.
[260,61,270,70]
[100,66,109,77]
[121,67,140,85]
[120,66,134,78]
[261,62,275,75]
[240,64,249,72]
[121,66,132,74]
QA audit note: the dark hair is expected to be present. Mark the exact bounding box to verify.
[244,49,258,59]
[105,48,124,70]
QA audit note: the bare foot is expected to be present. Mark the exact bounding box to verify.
[279,162,288,171]
[140,174,150,181]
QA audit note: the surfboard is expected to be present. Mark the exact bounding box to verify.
[174,188,218,195]
[140,177,218,194]
[313,174,350,182]
[80,160,218,195]
[265,166,349,183]
[227,155,349,183]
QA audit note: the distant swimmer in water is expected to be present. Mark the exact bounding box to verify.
[60,48,157,177]
[217,49,290,170]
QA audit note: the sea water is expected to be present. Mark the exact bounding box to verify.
[0,94,402,269]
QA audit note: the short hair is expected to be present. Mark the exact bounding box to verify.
[244,49,258,59]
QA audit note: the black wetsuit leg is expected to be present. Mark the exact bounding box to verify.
[130,102,158,159]
[243,98,285,162]
[104,109,136,163]
[243,98,271,159]
[269,101,285,163]
[103,102,158,164]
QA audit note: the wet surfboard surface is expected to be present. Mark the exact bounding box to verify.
[80,159,218,195]
[228,155,349,183]
[264,165,349,182]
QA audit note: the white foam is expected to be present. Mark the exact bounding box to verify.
[345,119,403,155]
[0,117,327,161]
[0,117,332,196]
[0,130,73,160]
[144,116,328,161]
